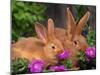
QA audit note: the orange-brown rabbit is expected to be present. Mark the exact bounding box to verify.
[54,8,90,69]
[11,19,64,67]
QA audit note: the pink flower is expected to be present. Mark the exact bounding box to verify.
[49,65,67,72]
[57,50,70,60]
[28,60,45,73]
[86,46,96,58]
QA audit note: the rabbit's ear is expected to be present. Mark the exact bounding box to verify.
[47,18,55,39]
[66,8,76,40]
[75,11,90,35]
[35,22,47,44]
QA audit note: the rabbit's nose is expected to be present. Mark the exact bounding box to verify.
[57,49,64,54]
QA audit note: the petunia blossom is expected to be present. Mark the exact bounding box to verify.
[57,50,70,60]
[28,60,45,73]
[86,46,96,58]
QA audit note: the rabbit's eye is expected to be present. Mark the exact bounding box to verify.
[51,44,56,49]
[74,41,77,45]
[52,46,55,49]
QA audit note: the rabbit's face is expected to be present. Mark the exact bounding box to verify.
[72,35,88,51]
[43,38,64,64]
[46,38,64,56]
[63,38,79,55]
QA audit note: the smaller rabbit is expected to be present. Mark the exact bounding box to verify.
[54,8,90,69]
[11,19,64,67]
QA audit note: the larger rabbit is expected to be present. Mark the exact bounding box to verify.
[54,8,90,69]
[11,19,64,67]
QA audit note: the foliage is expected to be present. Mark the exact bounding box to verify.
[12,0,47,42]
[87,31,96,46]
[78,51,96,70]
[62,59,73,69]
[11,58,29,74]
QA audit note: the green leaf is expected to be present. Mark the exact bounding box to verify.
[62,59,73,69]
[87,31,96,46]
[11,58,29,74]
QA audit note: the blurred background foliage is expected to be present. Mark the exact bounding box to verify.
[12,0,47,42]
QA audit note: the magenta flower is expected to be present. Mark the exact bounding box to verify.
[28,60,45,73]
[49,65,67,72]
[86,46,96,58]
[57,50,70,60]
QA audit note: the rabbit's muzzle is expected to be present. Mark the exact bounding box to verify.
[55,49,64,55]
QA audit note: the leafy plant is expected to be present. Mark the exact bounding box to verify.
[62,59,73,70]
[11,58,29,74]
[78,50,96,70]
[12,0,47,42]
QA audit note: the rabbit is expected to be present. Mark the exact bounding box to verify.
[54,8,90,69]
[11,19,64,67]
